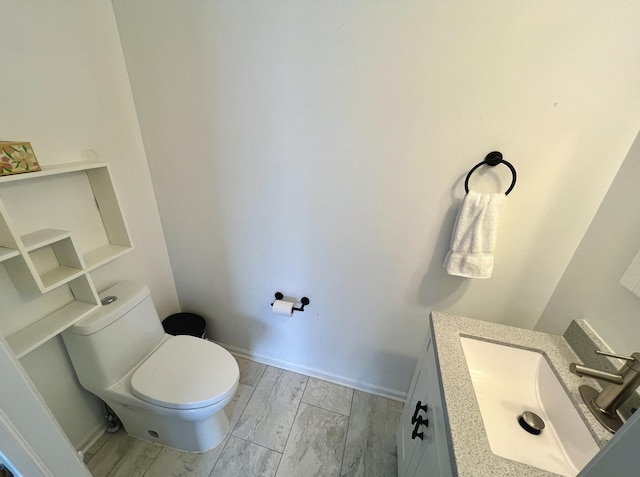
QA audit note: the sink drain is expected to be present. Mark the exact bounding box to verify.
[518,411,545,435]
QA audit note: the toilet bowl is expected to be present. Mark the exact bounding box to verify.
[62,281,239,452]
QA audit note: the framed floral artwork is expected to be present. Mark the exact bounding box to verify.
[0,142,41,176]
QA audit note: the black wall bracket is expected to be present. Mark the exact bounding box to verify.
[271,292,310,312]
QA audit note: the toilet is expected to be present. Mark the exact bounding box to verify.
[62,281,239,452]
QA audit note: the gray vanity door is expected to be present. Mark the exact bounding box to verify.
[397,315,456,477]
[398,349,434,476]
[397,325,451,477]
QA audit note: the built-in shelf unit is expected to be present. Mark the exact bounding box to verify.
[0,160,132,358]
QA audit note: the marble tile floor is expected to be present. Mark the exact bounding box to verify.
[85,357,403,477]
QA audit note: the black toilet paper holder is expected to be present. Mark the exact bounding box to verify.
[271,292,310,312]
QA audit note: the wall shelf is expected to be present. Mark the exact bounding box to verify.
[22,228,74,251]
[0,160,108,183]
[20,228,87,292]
[7,300,100,359]
[0,246,19,262]
[7,300,100,358]
[0,160,132,357]
[83,244,131,270]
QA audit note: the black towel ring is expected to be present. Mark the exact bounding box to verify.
[464,151,517,196]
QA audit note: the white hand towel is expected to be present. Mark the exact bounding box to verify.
[443,190,505,279]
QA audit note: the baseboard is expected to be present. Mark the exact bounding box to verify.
[214,341,407,402]
[78,423,107,456]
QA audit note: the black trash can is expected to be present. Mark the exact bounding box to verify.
[162,313,207,339]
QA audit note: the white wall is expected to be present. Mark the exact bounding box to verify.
[0,336,89,477]
[537,131,640,354]
[0,1,179,448]
[112,0,640,396]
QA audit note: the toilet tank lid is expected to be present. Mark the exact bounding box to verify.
[66,281,151,336]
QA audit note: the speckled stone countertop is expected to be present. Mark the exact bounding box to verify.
[430,311,613,477]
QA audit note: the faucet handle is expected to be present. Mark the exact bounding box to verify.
[595,350,635,361]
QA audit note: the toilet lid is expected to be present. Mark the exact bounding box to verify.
[131,335,239,410]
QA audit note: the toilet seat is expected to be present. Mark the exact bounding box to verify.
[131,335,238,410]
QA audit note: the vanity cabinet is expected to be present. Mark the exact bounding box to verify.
[397,319,454,477]
[0,160,132,357]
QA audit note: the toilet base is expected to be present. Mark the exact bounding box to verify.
[109,400,230,452]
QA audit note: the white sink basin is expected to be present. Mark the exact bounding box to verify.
[460,336,600,477]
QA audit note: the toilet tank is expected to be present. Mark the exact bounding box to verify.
[62,281,166,392]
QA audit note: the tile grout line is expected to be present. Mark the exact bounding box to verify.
[231,382,258,434]
[142,376,261,477]
[85,428,115,464]
[227,434,284,455]
[229,360,266,442]
[300,377,354,417]
[230,364,297,455]
[138,440,165,477]
[338,389,357,477]
[140,451,157,477]
[87,430,125,474]
[206,381,259,476]
[207,435,284,477]
[301,400,351,417]
[272,375,309,476]
[249,360,267,387]
[205,433,235,477]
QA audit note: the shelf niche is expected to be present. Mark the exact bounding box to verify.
[0,160,133,358]
[6,274,100,358]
